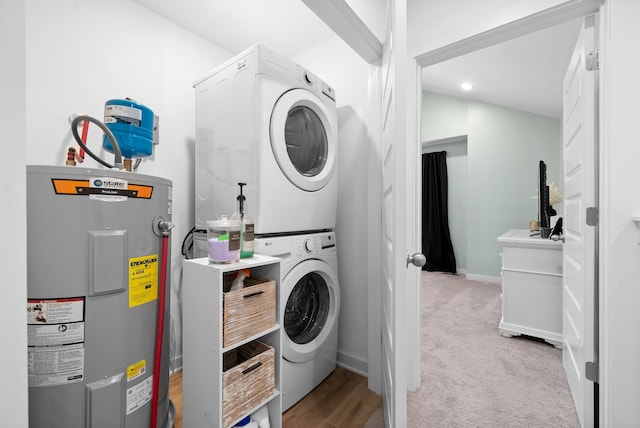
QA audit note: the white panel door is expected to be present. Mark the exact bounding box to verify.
[380,0,410,426]
[562,16,597,428]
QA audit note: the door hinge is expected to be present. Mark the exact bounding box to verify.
[586,361,599,383]
[586,50,600,71]
[586,207,599,226]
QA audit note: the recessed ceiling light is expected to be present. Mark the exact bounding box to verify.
[460,82,474,91]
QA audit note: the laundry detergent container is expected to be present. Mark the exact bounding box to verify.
[207,216,241,263]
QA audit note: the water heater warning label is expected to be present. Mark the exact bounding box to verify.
[27,298,85,387]
[28,343,84,387]
[129,254,158,308]
[27,298,84,325]
[126,375,153,415]
[127,359,147,382]
[28,323,84,347]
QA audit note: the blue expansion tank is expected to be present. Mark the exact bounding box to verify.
[103,98,154,159]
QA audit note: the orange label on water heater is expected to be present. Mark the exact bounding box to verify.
[51,178,154,199]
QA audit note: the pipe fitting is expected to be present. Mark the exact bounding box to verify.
[66,147,77,166]
[157,220,175,236]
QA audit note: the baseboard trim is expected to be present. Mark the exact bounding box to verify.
[465,273,502,284]
[337,351,368,377]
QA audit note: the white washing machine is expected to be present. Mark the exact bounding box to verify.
[193,44,338,235]
[255,231,340,411]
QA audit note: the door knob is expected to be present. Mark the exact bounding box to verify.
[406,252,426,268]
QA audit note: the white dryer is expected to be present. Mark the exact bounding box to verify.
[255,231,340,411]
[193,44,338,235]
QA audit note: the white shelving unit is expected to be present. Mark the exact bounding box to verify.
[183,254,282,428]
[497,229,563,348]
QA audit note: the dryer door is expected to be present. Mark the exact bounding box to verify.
[270,89,337,192]
[281,259,340,364]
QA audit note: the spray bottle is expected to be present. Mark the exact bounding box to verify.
[231,182,255,259]
[229,269,250,292]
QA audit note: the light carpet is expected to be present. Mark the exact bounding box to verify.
[364,271,580,428]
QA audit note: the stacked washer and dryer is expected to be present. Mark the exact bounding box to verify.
[193,44,340,411]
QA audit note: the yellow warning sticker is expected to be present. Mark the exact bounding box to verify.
[127,359,147,382]
[129,254,158,308]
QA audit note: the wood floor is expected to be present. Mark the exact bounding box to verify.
[169,365,381,428]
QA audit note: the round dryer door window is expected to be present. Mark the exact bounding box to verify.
[270,88,337,192]
[281,259,340,363]
[285,106,327,177]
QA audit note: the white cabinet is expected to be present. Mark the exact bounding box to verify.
[183,255,282,428]
[497,229,563,348]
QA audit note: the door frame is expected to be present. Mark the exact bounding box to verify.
[410,0,602,413]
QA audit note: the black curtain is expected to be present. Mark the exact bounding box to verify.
[422,151,457,273]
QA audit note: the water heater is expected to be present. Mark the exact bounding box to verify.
[27,165,173,427]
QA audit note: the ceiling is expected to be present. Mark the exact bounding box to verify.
[132,0,336,58]
[421,19,582,119]
[133,0,582,119]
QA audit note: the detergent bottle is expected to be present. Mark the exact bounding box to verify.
[251,405,270,428]
[233,415,257,428]
[231,183,255,259]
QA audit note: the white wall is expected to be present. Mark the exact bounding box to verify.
[0,1,28,426]
[601,1,640,425]
[294,36,373,375]
[346,0,387,41]
[25,0,232,372]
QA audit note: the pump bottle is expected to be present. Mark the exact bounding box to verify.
[231,182,255,259]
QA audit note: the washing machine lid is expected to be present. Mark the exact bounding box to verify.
[281,259,340,364]
[270,88,336,192]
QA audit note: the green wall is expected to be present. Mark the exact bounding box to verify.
[422,92,468,140]
[422,91,561,279]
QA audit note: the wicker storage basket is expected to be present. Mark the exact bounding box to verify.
[223,276,276,347]
[222,341,275,427]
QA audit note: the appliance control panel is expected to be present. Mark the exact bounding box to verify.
[296,232,336,256]
[255,232,336,263]
[295,66,335,102]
